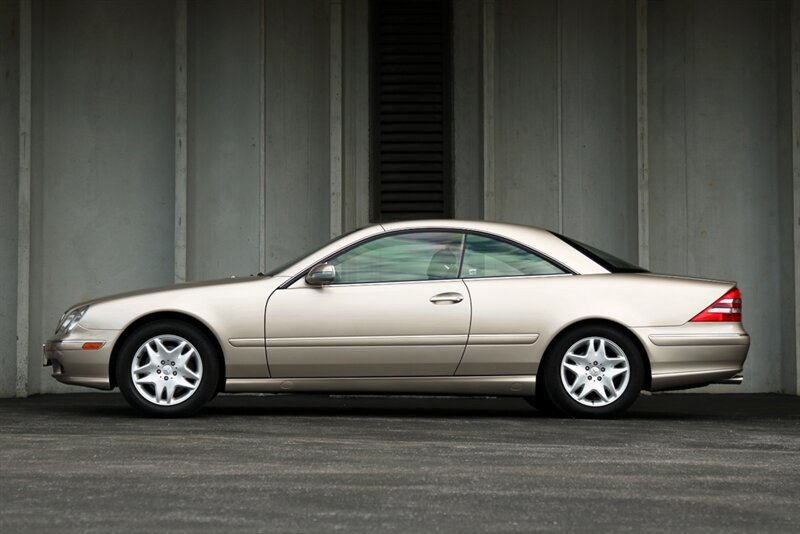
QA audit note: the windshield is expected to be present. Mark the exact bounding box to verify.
[552,232,648,274]
[264,226,372,276]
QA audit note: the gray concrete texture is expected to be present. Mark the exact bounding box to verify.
[0,0,20,397]
[188,0,262,281]
[647,0,795,394]
[263,0,332,270]
[0,0,797,397]
[1,393,798,532]
[26,0,176,394]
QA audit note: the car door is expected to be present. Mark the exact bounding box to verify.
[455,233,572,376]
[264,231,471,378]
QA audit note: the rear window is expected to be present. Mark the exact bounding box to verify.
[552,233,648,274]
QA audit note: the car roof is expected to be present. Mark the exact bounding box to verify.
[380,218,555,238]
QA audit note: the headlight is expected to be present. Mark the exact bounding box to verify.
[55,306,89,336]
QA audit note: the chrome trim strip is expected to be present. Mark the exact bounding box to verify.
[262,334,469,348]
[468,334,539,345]
[228,338,266,348]
[648,333,750,347]
[235,334,540,349]
[225,375,536,396]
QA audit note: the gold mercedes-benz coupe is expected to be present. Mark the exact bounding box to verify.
[44,220,749,418]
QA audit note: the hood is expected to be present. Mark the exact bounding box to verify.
[73,275,274,309]
[74,274,286,331]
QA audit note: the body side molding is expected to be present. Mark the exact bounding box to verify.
[225,375,536,396]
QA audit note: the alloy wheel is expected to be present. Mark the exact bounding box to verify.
[130,335,204,406]
[559,336,630,407]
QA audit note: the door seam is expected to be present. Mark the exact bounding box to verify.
[453,279,472,375]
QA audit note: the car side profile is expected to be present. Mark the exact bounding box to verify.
[44,220,749,418]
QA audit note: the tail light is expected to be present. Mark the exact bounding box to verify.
[690,288,742,322]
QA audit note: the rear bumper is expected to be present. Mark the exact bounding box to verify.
[632,324,750,391]
[43,326,119,390]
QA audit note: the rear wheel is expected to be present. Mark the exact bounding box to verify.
[540,325,644,418]
[116,320,219,417]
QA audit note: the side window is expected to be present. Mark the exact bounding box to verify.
[329,232,464,284]
[461,234,566,278]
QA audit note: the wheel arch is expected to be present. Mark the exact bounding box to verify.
[108,311,226,393]
[539,318,652,391]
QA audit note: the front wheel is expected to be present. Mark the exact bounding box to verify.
[540,325,644,418]
[116,320,220,417]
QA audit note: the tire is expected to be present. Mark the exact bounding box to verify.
[540,325,644,418]
[524,379,559,415]
[116,320,220,417]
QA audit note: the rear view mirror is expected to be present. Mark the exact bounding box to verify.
[305,263,336,286]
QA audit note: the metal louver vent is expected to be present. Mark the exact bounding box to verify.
[371,0,452,222]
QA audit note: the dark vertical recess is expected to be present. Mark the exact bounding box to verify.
[370,0,453,222]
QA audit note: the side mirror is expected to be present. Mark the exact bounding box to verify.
[305,263,336,286]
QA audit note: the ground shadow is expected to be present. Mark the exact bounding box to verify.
[4,392,798,422]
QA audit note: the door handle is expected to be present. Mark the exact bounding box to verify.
[430,292,464,304]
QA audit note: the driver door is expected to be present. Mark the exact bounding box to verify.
[264,231,470,378]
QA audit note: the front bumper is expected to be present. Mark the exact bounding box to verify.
[43,325,120,390]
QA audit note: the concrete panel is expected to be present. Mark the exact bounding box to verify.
[342,0,370,231]
[560,0,638,262]
[329,0,342,237]
[778,0,797,394]
[0,0,19,397]
[187,0,262,280]
[264,0,330,269]
[493,0,559,229]
[648,0,789,392]
[175,0,187,282]
[453,0,483,220]
[27,0,175,393]
[648,1,689,276]
[793,0,800,396]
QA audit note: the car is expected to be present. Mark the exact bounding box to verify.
[43,219,749,418]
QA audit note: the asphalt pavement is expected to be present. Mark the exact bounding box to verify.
[1,392,799,533]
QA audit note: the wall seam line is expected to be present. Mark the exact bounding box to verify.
[259,0,267,272]
[482,0,495,221]
[174,0,188,283]
[330,0,343,238]
[15,0,32,398]
[636,0,649,268]
[556,0,563,233]
[791,0,800,395]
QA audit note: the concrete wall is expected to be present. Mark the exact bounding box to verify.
[782,0,800,395]
[187,0,336,276]
[0,0,19,396]
[452,0,483,220]
[491,0,637,261]
[342,0,371,232]
[648,0,793,392]
[188,0,262,280]
[560,0,637,261]
[27,0,176,393]
[263,0,331,270]
[492,0,561,231]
